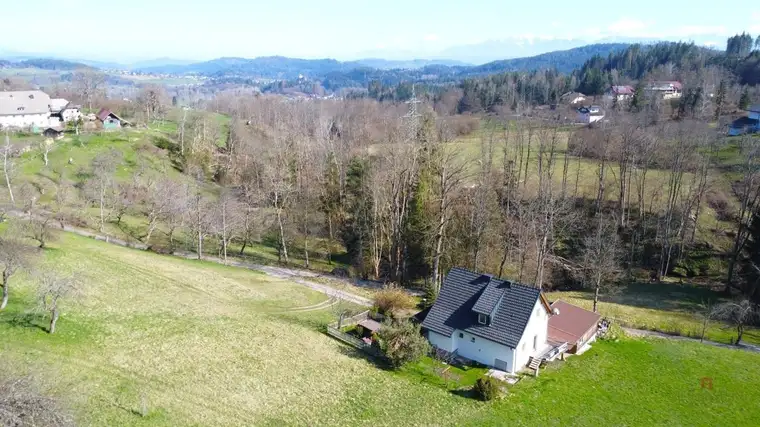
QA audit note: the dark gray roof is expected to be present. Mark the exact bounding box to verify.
[422,267,545,348]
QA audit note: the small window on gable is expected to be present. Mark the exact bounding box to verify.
[458,332,463,339]
[470,337,475,343]
[478,313,488,325]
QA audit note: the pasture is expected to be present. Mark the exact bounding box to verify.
[1,232,759,426]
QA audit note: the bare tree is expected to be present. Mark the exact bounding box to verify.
[36,271,81,334]
[85,149,123,233]
[581,214,622,312]
[24,216,59,249]
[137,84,169,125]
[0,237,33,310]
[38,139,53,167]
[2,132,15,205]
[72,69,106,111]
[213,191,242,264]
[726,136,760,293]
[430,123,469,294]
[713,299,758,345]
[142,178,179,246]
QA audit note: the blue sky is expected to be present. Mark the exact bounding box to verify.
[1,0,758,61]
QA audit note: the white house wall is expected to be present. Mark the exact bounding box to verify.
[0,113,50,129]
[428,331,454,352]
[514,299,550,370]
[452,329,516,373]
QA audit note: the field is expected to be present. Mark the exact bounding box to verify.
[2,232,760,426]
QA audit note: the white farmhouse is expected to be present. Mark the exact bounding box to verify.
[0,90,53,129]
[422,268,558,373]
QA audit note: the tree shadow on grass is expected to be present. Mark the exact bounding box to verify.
[0,312,48,333]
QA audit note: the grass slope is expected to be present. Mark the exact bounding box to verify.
[1,232,759,426]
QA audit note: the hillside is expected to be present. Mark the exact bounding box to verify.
[0,58,90,70]
[1,231,760,426]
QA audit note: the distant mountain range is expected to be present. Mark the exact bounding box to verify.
[132,43,633,85]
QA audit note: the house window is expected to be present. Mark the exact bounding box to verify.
[522,342,526,351]
[478,313,488,325]
[533,335,538,351]
[458,332,463,339]
[470,337,475,343]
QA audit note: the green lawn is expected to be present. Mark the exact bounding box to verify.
[548,282,760,346]
[2,231,759,426]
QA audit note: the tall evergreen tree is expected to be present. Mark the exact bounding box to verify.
[340,158,373,278]
[739,90,751,110]
[714,80,727,120]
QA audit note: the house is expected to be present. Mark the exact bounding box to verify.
[728,105,760,136]
[421,268,558,374]
[96,108,131,129]
[0,90,53,129]
[577,105,605,124]
[547,300,601,354]
[51,98,82,123]
[645,81,683,99]
[605,85,635,102]
[559,91,587,105]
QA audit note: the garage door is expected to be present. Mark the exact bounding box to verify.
[494,358,509,371]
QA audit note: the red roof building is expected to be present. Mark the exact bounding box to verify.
[548,300,601,353]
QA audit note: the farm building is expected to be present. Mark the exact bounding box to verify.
[50,98,82,123]
[96,108,131,129]
[421,268,561,374]
[0,90,54,129]
[548,300,601,354]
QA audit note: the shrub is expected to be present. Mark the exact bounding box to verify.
[472,376,501,401]
[373,284,415,318]
[376,320,429,369]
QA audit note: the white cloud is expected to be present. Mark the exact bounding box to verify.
[423,34,439,42]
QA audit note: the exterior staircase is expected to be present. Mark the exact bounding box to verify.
[527,356,541,371]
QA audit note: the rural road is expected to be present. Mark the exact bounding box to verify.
[623,327,760,353]
[4,208,373,307]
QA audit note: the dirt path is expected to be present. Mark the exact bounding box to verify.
[622,327,760,353]
[4,209,373,307]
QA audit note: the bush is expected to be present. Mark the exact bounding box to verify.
[472,376,501,401]
[376,320,429,369]
[373,284,415,318]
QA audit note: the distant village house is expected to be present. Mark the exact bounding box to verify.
[605,85,635,102]
[559,91,587,105]
[645,81,683,99]
[577,105,604,124]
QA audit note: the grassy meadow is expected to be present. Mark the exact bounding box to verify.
[1,232,760,426]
